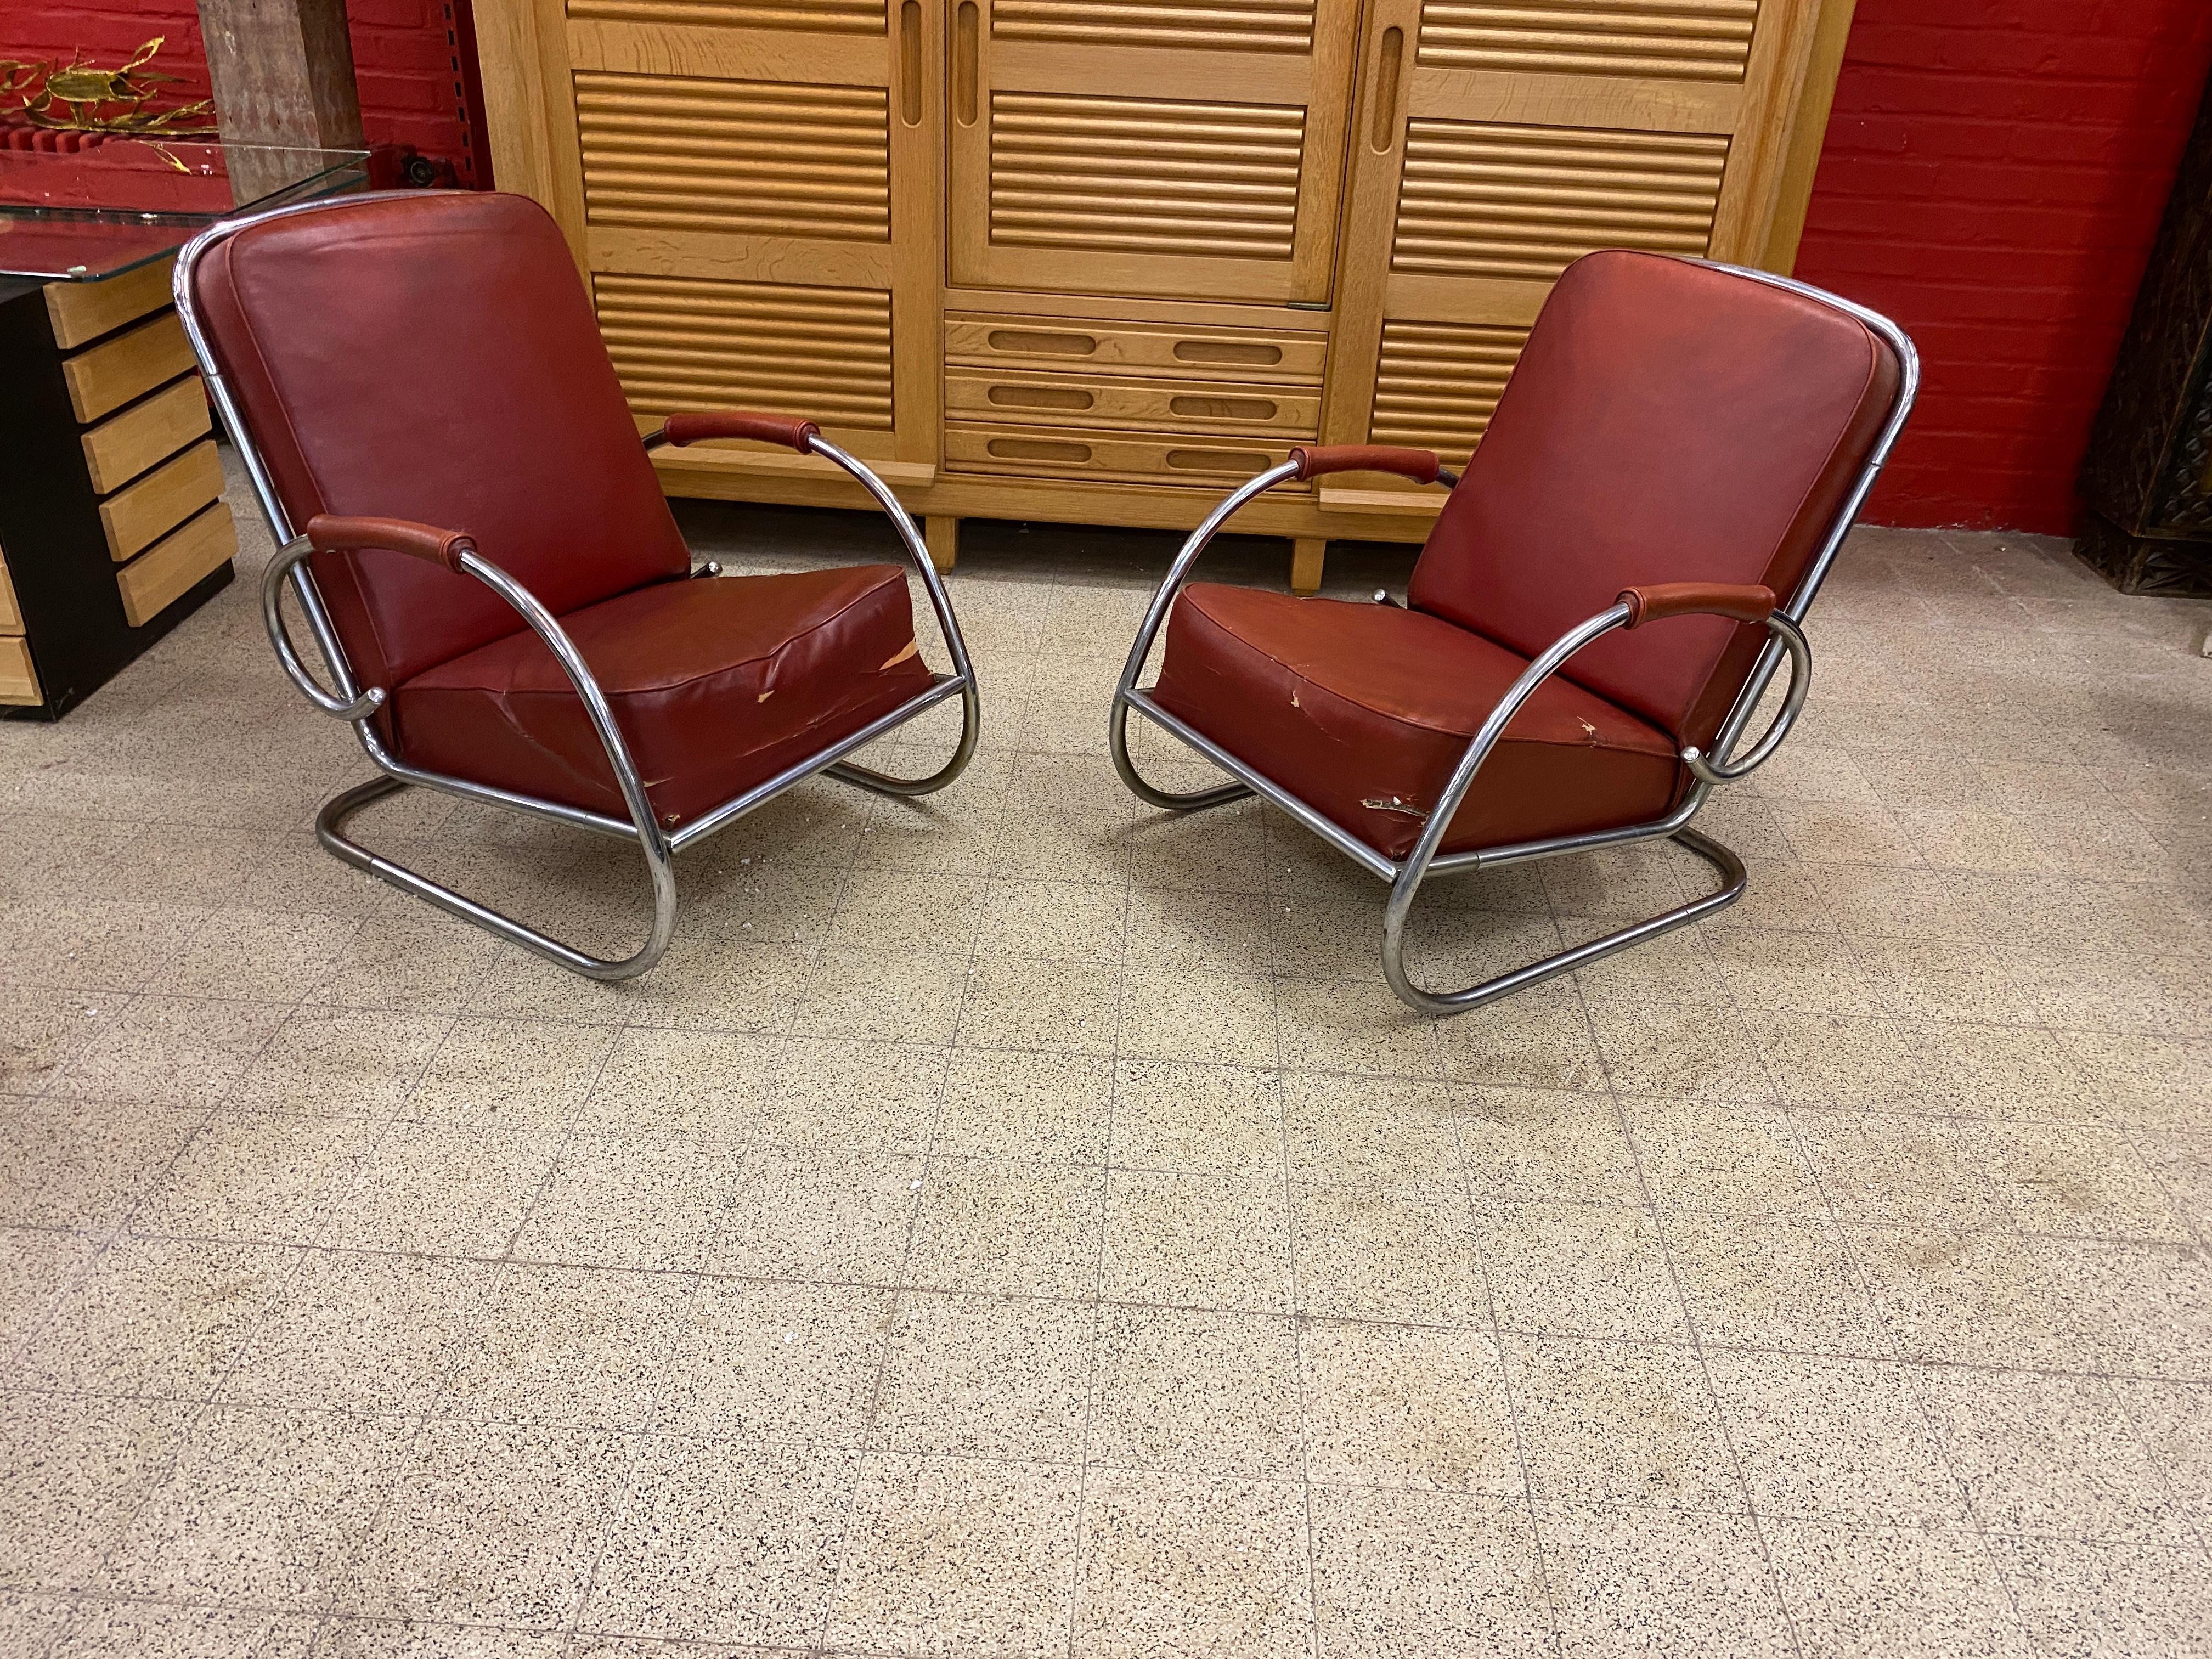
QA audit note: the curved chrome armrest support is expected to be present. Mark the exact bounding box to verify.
[1381,599,1642,1013]
[805,438,980,797]
[262,535,387,721]
[1381,596,1816,1014]
[1109,459,1305,811]
[1681,612,1811,784]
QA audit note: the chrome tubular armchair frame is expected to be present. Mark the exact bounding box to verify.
[1111,262,1918,1016]
[174,194,980,981]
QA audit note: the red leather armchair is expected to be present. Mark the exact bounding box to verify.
[1111,251,1917,1014]
[175,190,978,979]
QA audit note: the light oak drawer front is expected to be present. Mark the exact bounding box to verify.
[63,312,195,424]
[44,258,177,351]
[944,424,1307,490]
[945,313,1327,386]
[81,375,211,493]
[116,502,235,628]
[0,557,20,634]
[0,636,38,706]
[945,370,1319,441]
[101,439,224,563]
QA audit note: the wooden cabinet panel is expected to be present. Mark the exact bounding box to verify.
[1323,0,1839,469]
[946,368,1319,437]
[1416,0,1758,80]
[574,71,891,239]
[1391,121,1729,280]
[116,503,236,628]
[987,91,1305,264]
[992,0,1318,52]
[596,272,894,431]
[99,439,225,563]
[945,422,1307,487]
[1368,319,1527,461]
[0,636,38,706]
[945,311,1327,383]
[80,375,211,494]
[0,557,20,634]
[947,0,1358,303]
[61,313,196,425]
[568,0,884,25]
[44,257,177,351]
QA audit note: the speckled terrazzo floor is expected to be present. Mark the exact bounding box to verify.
[1,458,2210,1658]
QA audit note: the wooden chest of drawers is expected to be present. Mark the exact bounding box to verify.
[0,258,237,719]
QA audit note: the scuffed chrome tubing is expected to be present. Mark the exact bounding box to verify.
[352,720,643,842]
[806,437,981,797]
[261,535,385,720]
[1430,784,1712,875]
[1122,688,1400,882]
[1109,460,1303,812]
[444,546,679,975]
[318,777,662,979]
[669,674,967,850]
[1381,600,1634,1012]
[1683,612,1812,785]
[1688,259,1920,772]
[1383,828,1747,1016]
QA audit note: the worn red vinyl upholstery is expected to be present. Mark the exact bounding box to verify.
[1412,251,1899,749]
[1153,586,1679,860]
[187,191,936,826]
[1150,251,1898,860]
[396,567,931,828]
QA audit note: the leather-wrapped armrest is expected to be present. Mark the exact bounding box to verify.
[1288,444,1441,484]
[306,514,476,574]
[658,411,821,452]
[1616,582,1776,629]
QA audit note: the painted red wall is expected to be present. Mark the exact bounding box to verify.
[2,0,483,184]
[1795,0,2212,532]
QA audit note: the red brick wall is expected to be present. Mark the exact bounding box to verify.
[1795,0,2212,531]
[2,0,483,184]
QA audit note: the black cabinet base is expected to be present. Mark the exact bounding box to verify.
[2,560,235,722]
[2074,512,2212,599]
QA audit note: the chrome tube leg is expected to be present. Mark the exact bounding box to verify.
[1381,827,1747,1015]
[808,438,981,800]
[1109,687,1253,812]
[826,675,980,798]
[318,777,680,981]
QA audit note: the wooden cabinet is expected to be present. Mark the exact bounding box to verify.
[479,0,1857,590]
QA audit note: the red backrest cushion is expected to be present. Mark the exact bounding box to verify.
[1408,251,1900,748]
[188,191,688,692]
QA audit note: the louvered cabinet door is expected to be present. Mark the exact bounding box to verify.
[1324,0,1836,476]
[945,0,1359,303]
[478,0,942,461]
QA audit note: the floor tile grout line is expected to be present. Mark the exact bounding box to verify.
[40,979,340,1616]
[1564,914,1810,1659]
[806,775,972,1655]
[1731,945,2045,1639]
[1439,1027,1567,1655]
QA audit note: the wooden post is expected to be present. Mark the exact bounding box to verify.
[198,0,365,201]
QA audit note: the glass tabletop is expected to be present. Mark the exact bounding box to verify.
[0,139,371,281]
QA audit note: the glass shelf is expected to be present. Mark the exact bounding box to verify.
[0,139,371,281]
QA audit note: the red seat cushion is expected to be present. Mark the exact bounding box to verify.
[1149,584,1683,861]
[393,567,935,829]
